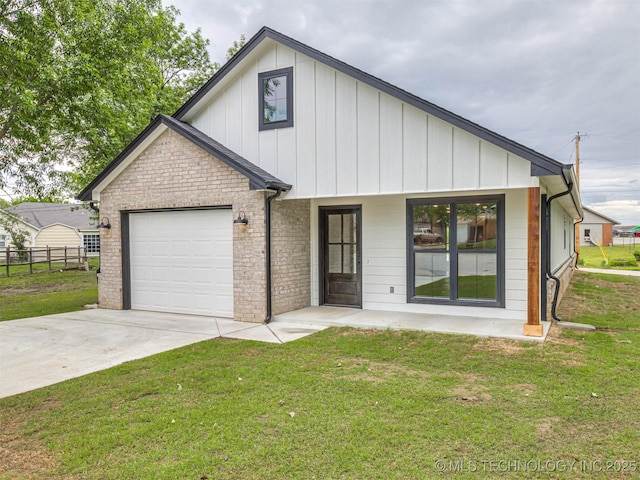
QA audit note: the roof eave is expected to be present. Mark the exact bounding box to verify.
[77,114,290,201]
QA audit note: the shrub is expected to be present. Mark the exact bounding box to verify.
[633,250,640,261]
[610,258,636,267]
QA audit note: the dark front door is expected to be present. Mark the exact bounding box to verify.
[320,206,362,307]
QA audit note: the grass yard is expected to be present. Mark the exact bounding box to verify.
[578,245,640,270]
[0,261,98,321]
[1,271,639,479]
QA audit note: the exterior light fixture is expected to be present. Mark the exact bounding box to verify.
[98,217,111,229]
[234,211,248,224]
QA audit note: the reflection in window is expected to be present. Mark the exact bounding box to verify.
[414,252,450,298]
[408,196,503,306]
[412,204,450,297]
[457,253,497,300]
[327,213,357,274]
[259,67,293,130]
[263,75,287,123]
[457,203,497,250]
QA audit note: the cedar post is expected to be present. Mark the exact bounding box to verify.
[524,187,543,336]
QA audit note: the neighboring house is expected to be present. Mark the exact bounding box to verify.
[579,207,619,247]
[0,203,100,255]
[78,27,582,337]
[0,210,38,250]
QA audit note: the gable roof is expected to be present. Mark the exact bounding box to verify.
[77,115,291,201]
[175,26,569,178]
[5,203,97,230]
[582,206,620,225]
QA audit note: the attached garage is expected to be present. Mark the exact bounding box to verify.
[127,208,234,318]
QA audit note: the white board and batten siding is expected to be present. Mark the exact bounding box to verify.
[128,209,234,318]
[310,189,530,321]
[190,42,538,199]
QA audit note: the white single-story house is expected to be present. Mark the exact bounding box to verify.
[579,206,619,247]
[0,203,100,255]
[78,27,582,337]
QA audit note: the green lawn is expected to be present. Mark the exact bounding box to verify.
[0,261,98,321]
[1,271,639,479]
[578,245,640,270]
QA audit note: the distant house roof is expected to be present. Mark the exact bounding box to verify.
[582,206,620,225]
[5,203,98,230]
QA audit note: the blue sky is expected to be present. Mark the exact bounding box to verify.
[171,0,639,224]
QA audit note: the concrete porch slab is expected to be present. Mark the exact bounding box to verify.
[271,306,551,343]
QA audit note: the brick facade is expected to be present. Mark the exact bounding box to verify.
[98,129,268,322]
[271,199,311,315]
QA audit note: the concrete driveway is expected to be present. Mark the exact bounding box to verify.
[0,309,325,398]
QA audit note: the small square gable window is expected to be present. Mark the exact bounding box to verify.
[259,67,293,130]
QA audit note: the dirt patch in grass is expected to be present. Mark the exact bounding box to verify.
[472,337,533,356]
[545,325,586,347]
[0,439,58,480]
[329,358,433,383]
[511,383,537,396]
[451,373,493,403]
[0,287,39,297]
[543,326,587,366]
[535,417,562,437]
[558,272,640,317]
[0,406,60,479]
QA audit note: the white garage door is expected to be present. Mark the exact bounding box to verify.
[129,209,233,317]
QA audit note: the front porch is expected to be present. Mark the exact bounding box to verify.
[272,306,551,343]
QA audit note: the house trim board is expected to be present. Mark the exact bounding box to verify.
[525,187,541,335]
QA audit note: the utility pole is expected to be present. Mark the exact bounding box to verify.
[574,132,587,256]
[574,132,585,189]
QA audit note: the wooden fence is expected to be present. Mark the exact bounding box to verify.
[0,246,89,277]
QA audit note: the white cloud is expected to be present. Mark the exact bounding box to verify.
[586,199,640,226]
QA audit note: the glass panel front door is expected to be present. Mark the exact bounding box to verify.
[321,207,361,307]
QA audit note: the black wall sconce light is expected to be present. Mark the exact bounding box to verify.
[98,217,111,229]
[233,210,248,224]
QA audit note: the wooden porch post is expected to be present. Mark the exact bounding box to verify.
[524,187,543,337]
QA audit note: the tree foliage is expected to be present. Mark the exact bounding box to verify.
[0,211,31,259]
[0,0,220,197]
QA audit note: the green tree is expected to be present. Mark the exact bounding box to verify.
[0,211,31,260]
[0,0,220,197]
[226,33,245,61]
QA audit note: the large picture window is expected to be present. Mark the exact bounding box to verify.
[259,67,293,130]
[407,196,504,307]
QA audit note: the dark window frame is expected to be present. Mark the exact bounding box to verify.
[259,67,294,131]
[406,195,505,308]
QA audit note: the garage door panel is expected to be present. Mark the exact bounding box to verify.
[129,209,234,318]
